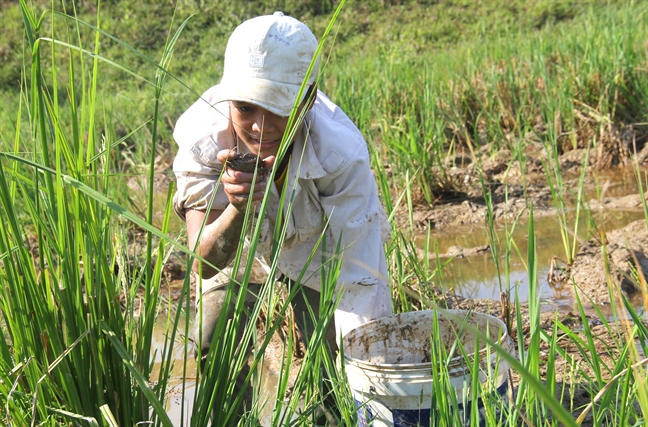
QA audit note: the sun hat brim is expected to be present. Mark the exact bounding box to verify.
[212,76,314,118]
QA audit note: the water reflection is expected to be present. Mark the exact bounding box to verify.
[425,206,646,313]
[150,312,295,426]
[149,313,199,425]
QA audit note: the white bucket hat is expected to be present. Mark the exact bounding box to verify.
[213,11,319,117]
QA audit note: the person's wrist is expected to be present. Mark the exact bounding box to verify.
[226,200,249,216]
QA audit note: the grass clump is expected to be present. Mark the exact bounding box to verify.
[332,1,648,202]
[0,1,188,424]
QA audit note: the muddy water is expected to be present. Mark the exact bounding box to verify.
[150,313,292,426]
[427,211,645,306]
[148,314,198,425]
[424,171,646,314]
[126,174,185,233]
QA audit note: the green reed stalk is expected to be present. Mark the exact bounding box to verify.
[540,126,591,268]
[480,172,502,291]
[0,2,201,425]
[138,12,190,422]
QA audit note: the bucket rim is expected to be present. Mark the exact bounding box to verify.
[341,309,513,369]
[343,335,514,370]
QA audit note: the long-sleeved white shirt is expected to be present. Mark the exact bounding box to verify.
[172,85,392,337]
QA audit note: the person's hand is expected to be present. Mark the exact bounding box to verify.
[217,150,276,211]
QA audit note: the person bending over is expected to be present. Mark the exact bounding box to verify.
[172,11,392,422]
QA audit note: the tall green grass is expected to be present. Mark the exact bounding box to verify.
[333,2,648,203]
[0,1,356,426]
[2,1,648,427]
[0,1,197,425]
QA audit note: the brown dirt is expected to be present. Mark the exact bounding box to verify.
[401,140,648,308]
[400,142,647,232]
[560,219,648,308]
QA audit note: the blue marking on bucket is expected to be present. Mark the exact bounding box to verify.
[460,380,509,411]
[376,380,508,427]
[392,408,431,427]
[355,400,374,426]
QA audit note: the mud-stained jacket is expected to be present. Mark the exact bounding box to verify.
[172,85,392,337]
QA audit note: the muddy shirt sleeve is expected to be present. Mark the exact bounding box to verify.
[171,86,234,220]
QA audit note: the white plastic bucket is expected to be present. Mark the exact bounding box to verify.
[341,310,515,427]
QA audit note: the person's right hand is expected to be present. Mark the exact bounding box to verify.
[217,150,276,211]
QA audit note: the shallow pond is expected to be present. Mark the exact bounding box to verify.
[423,170,647,316]
[428,210,646,307]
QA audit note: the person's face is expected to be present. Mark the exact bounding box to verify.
[229,101,307,159]
[230,102,287,158]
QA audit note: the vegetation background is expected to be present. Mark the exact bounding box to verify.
[4,0,639,198]
[1,0,647,426]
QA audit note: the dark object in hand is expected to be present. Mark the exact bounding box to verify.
[227,153,269,174]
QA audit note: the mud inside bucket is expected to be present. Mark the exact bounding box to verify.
[341,309,515,427]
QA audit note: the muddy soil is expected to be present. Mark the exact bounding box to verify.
[403,144,646,232]
[560,219,648,308]
[409,142,648,307]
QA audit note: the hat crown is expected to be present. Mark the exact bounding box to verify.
[223,12,318,86]
[212,13,319,117]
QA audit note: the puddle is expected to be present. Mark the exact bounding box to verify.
[148,313,199,425]
[126,173,185,234]
[423,168,647,316]
[427,211,644,304]
[150,312,297,426]
[426,211,643,298]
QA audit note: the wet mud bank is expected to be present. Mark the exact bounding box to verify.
[403,145,645,232]
[404,144,648,308]
[563,219,648,308]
